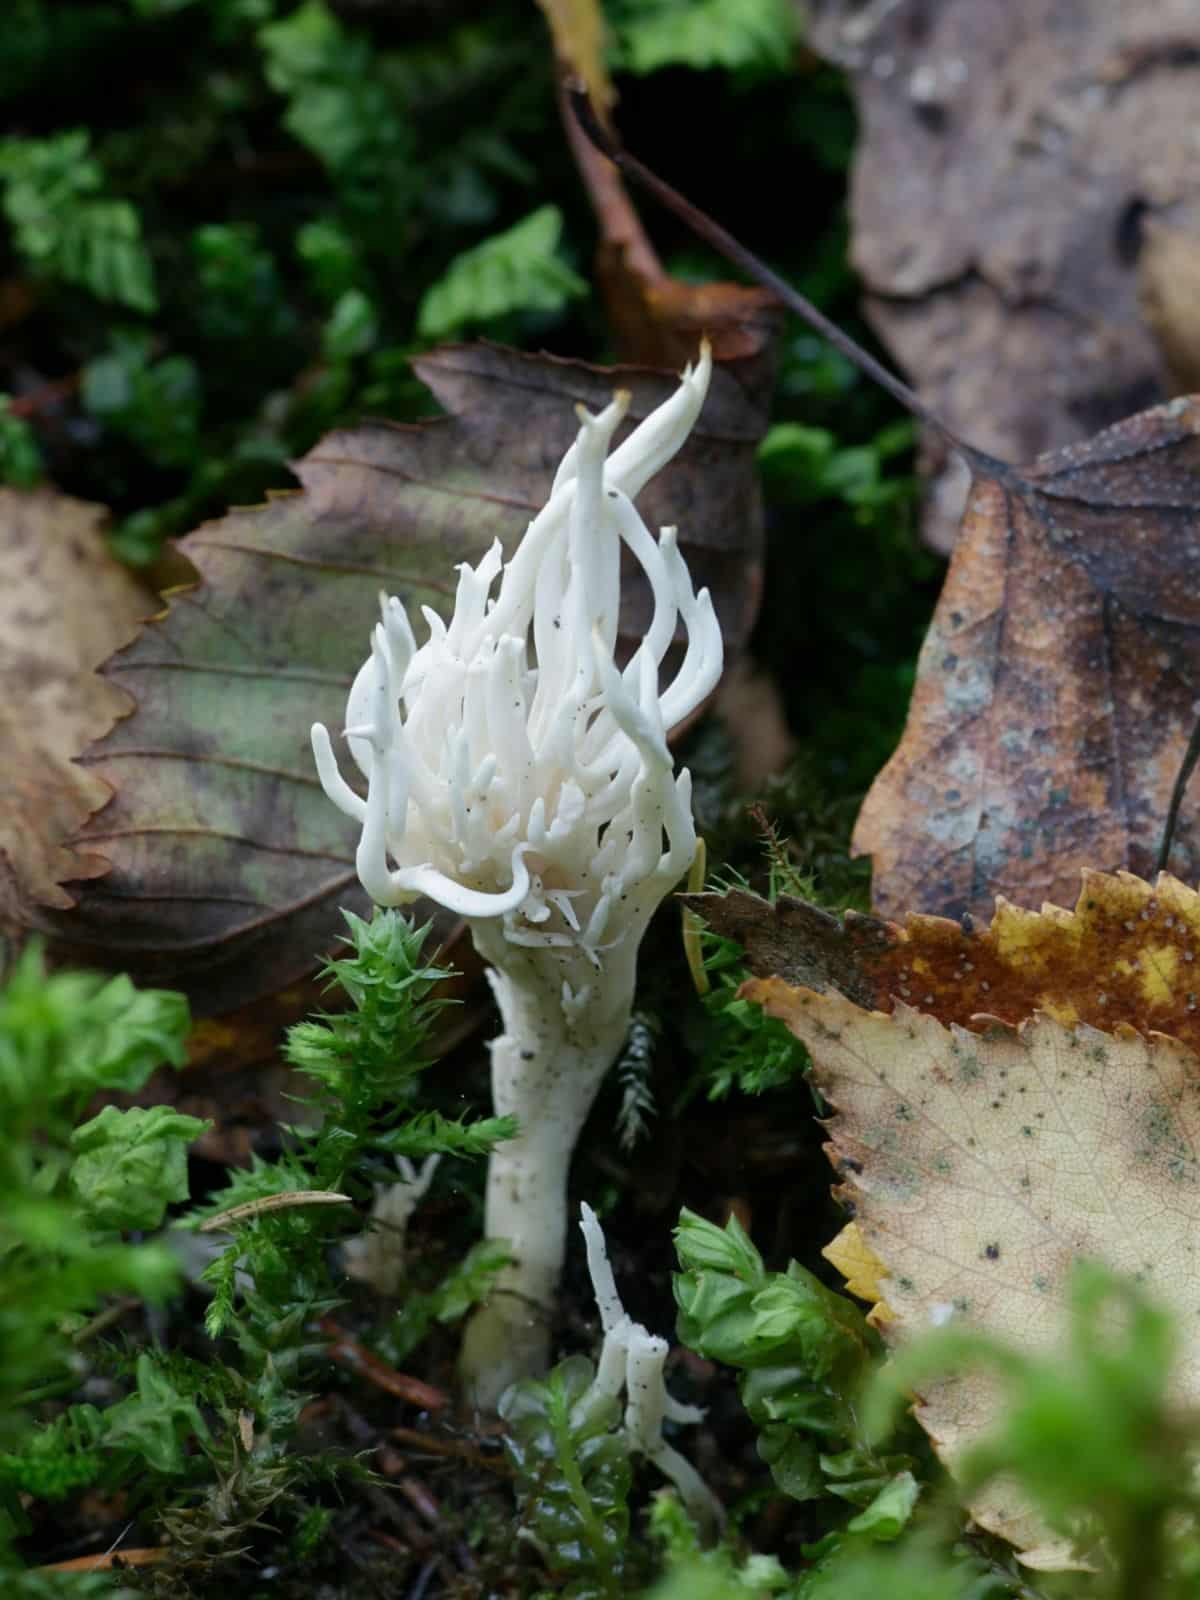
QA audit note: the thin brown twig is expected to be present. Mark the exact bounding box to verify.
[7,372,81,418]
[565,80,1007,477]
[390,1423,513,1475]
[37,1548,167,1573]
[319,1317,449,1412]
[71,1296,142,1345]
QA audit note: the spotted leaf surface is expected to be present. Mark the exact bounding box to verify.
[749,973,1200,1564]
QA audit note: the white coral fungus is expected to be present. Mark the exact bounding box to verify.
[312,343,718,939]
[313,344,721,1403]
[578,1202,722,1533]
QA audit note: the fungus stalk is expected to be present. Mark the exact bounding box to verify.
[312,346,721,1405]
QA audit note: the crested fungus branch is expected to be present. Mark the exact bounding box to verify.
[312,345,721,1405]
[576,1202,722,1534]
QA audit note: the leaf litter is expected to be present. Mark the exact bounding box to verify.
[31,344,769,1013]
[0,486,154,926]
[750,959,1200,1565]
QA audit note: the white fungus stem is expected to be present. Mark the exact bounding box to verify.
[458,928,637,1403]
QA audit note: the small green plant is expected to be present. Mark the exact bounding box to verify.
[0,944,195,1584]
[673,1210,914,1514]
[693,929,812,1100]
[607,0,798,76]
[0,916,519,1588]
[503,1355,642,1600]
[189,910,515,1339]
[0,129,156,311]
[416,204,587,341]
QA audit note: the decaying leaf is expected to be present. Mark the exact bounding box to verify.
[809,0,1200,553]
[1138,216,1200,395]
[850,398,1200,923]
[545,0,784,403]
[40,345,767,1013]
[565,65,1200,926]
[0,487,154,929]
[746,970,1200,1566]
[687,870,1200,1057]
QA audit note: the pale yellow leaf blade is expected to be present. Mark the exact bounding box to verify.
[747,974,1200,1567]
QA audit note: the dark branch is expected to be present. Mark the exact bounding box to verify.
[566,80,1003,473]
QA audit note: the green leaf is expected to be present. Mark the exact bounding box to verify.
[843,1471,920,1540]
[0,945,189,1118]
[674,1207,764,1280]
[0,396,43,487]
[258,0,345,93]
[758,418,915,514]
[66,973,191,1096]
[56,200,157,313]
[258,1,411,179]
[82,331,202,468]
[0,1404,106,1500]
[430,1238,511,1324]
[296,219,361,302]
[416,205,586,340]
[100,1353,209,1473]
[611,0,797,75]
[190,222,295,344]
[385,1236,512,1363]
[322,287,378,361]
[501,1355,637,1597]
[758,1424,824,1500]
[373,1110,518,1160]
[70,1104,209,1230]
[0,131,156,311]
[674,1211,908,1507]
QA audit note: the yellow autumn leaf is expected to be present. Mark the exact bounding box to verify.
[535,0,615,116]
[747,974,1200,1568]
[822,1222,894,1326]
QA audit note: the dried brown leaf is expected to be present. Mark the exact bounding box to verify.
[850,398,1200,923]
[689,870,1200,1055]
[0,487,153,927]
[809,0,1200,552]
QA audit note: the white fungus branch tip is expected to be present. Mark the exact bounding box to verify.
[578,1203,723,1532]
[311,342,720,961]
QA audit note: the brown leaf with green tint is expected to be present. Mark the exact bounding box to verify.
[852,396,1200,924]
[40,345,766,1013]
[689,869,1200,1057]
[0,487,153,931]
